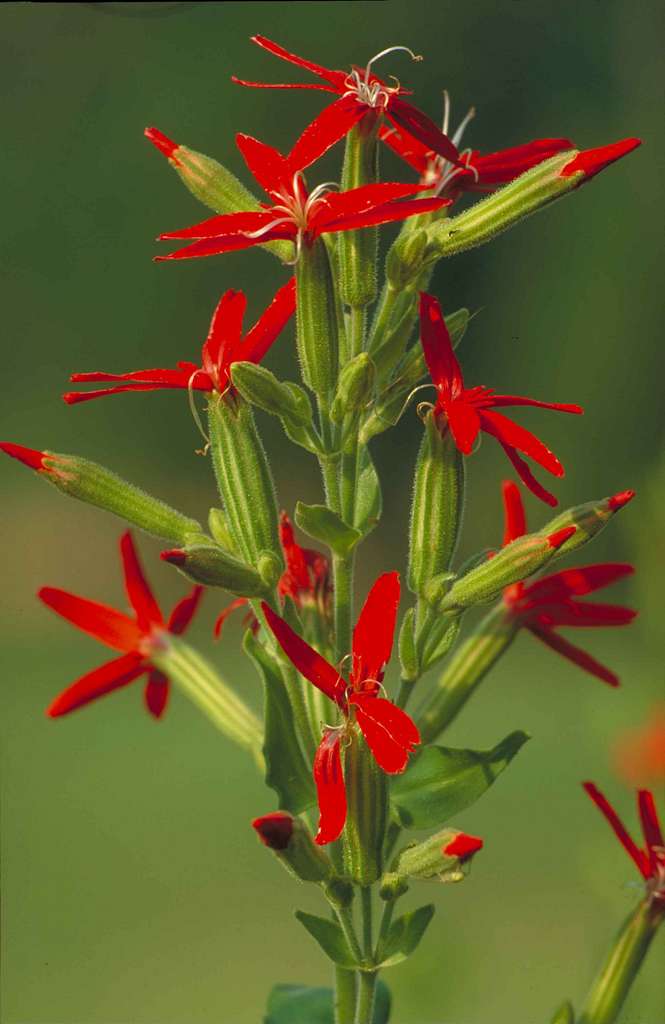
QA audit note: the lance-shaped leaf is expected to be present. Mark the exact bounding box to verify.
[295,501,361,558]
[294,911,358,969]
[378,904,435,968]
[244,631,315,813]
[353,445,382,536]
[264,980,391,1024]
[391,730,529,829]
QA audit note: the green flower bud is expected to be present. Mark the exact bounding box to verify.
[343,731,388,886]
[339,115,381,308]
[386,228,428,289]
[330,353,376,423]
[396,829,483,882]
[252,812,334,884]
[296,239,340,401]
[161,542,265,595]
[379,872,409,902]
[540,489,635,558]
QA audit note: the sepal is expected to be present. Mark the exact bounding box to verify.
[295,238,340,400]
[295,501,361,558]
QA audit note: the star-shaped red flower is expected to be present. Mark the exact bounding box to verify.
[262,572,419,844]
[501,480,636,685]
[40,531,203,718]
[419,292,583,505]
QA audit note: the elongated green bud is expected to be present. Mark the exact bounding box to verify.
[330,353,375,423]
[408,413,465,595]
[386,228,428,290]
[395,829,483,882]
[296,239,340,400]
[161,542,265,595]
[207,396,283,569]
[144,127,293,263]
[252,812,333,883]
[417,603,519,743]
[438,525,576,612]
[540,489,636,558]
[0,442,200,544]
[339,114,381,308]
[427,140,641,259]
[343,731,388,885]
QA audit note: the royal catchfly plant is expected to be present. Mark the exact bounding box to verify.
[419,291,583,505]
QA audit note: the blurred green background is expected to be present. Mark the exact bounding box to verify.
[1,2,663,1022]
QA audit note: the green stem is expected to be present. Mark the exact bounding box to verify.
[375,901,395,963]
[348,306,366,359]
[361,886,374,957]
[367,283,399,354]
[334,966,357,1024]
[333,553,355,661]
[335,904,364,964]
[577,899,664,1024]
[355,970,378,1024]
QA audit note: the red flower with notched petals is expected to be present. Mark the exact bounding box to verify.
[262,572,420,845]
[583,783,665,903]
[419,292,583,505]
[232,36,462,172]
[63,280,295,405]
[156,133,451,264]
[501,480,636,686]
[39,531,203,718]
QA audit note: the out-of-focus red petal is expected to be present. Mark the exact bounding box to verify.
[444,398,481,454]
[69,368,197,387]
[502,480,527,546]
[249,35,347,89]
[289,96,368,170]
[479,410,563,476]
[638,790,664,857]
[386,98,461,165]
[313,729,347,845]
[262,603,346,707]
[145,126,179,161]
[352,572,400,687]
[419,292,464,394]
[213,597,251,639]
[583,782,650,878]
[46,652,147,717]
[144,669,169,718]
[235,133,294,199]
[159,209,286,241]
[39,586,142,652]
[496,441,558,507]
[350,693,420,774]
[523,564,634,604]
[120,532,163,631]
[1,441,50,471]
[536,600,636,628]
[529,625,620,687]
[312,195,449,235]
[242,278,296,366]
[167,586,204,636]
[378,124,431,174]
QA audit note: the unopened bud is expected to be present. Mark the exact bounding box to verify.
[330,353,376,423]
[252,812,333,883]
[257,550,283,589]
[1,442,200,545]
[295,239,340,401]
[379,871,410,902]
[540,490,635,558]
[161,543,266,595]
[386,227,429,289]
[339,115,381,308]
[231,362,312,427]
[396,828,483,882]
[438,526,575,612]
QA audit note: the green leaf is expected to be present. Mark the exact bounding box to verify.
[354,444,382,535]
[244,631,315,814]
[391,730,530,829]
[294,911,358,968]
[295,501,361,557]
[549,1000,574,1024]
[420,614,461,673]
[379,904,435,967]
[264,980,391,1024]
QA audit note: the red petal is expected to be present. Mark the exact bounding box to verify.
[252,812,295,850]
[144,126,179,161]
[350,694,420,774]
[314,195,449,235]
[443,833,484,860]
[313,730,347,845]
[144,668,169,718]
[46,652,147,717]
[608,489,635,511]
[419,292,464,394]
[39,586,142,652]
[201,289,246,382]
[444,398,481,454]
[378,124,431,174]
[0,441,49,471]
[167,586,204,636]
[232,76,336,93]
[213,597,251,639]
[249,35,347,89]
[311,182,430,226]
[472,139,575,184]
[502,480,527,546]
[495,442,558,506]
[560,138,641,181]
[68,368,196,387]
[156,227,294,262]
[261,603,346,707]
[120,532,163,631]
[159,209,286,241]
[235,133,293,200]
[486,394,583,415]
[582,782,650,878]
[638,790,664,856]
[479,409,564,476]
[529,625,620,687]
[537,600,636,628]
[289,96,367,170]
[387,98,461,165]
[352,572,400,687]
[524,564,634,603]
[242,277,296,366]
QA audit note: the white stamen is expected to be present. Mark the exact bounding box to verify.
[187,369,211,454]
[363,45,422,84]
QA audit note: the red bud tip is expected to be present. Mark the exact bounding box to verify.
[0,441,49,472]
[145,126,180,162]
[561,138,641,180]
[547,525,576,549]
[161,549,187,566]
[444,833,484,861]
[608,489,636,511]
[252,812,294,850]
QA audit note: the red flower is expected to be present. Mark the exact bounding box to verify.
[262,572,420,845]
[156,132,451,263]
[501,480,636,686]
[419,292,583,505]
[39,531,203,718]
[63,280,295,405]
[583,783,664,903]
[232,36,462,172]
[213,511,330,638]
